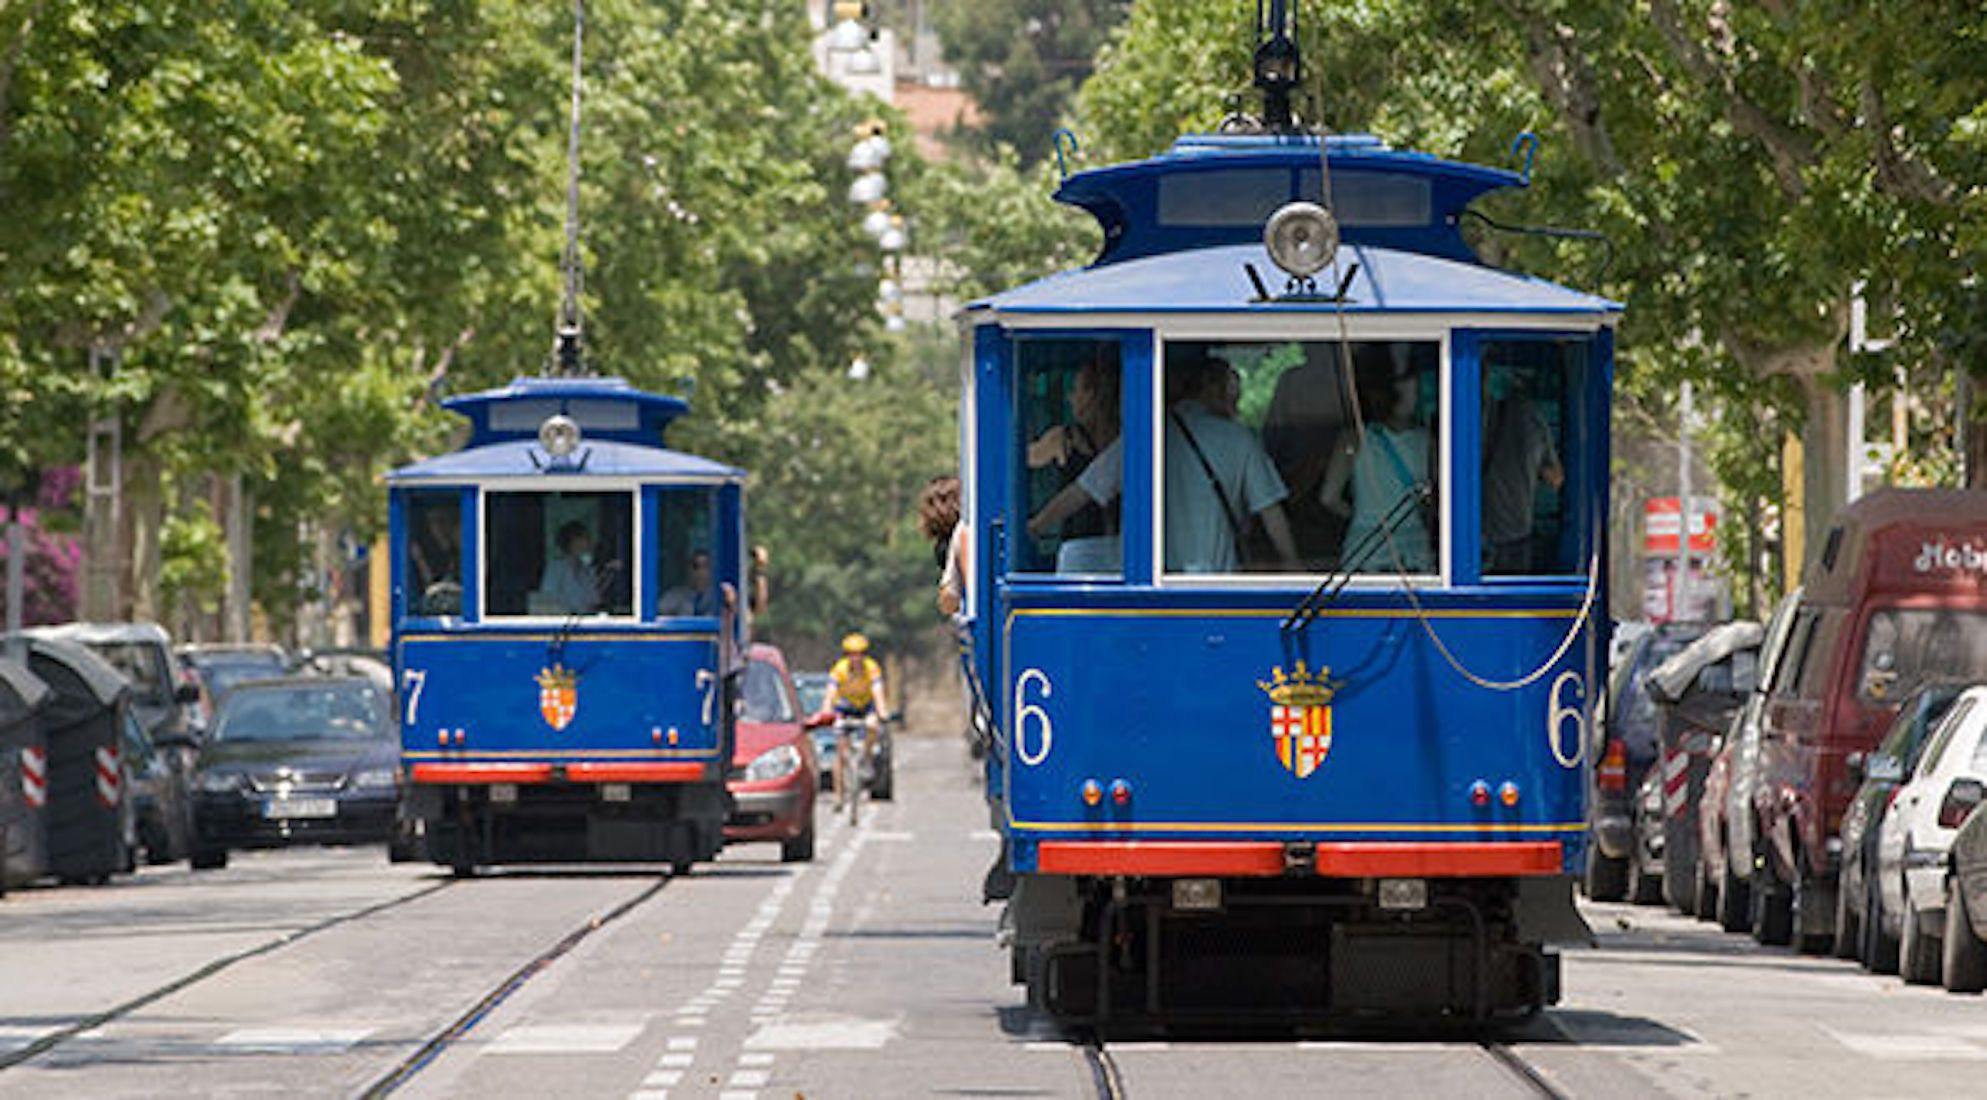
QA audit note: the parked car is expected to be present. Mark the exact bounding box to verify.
[1644,620,1763,914]
[1942,798,1987,991]
[178,644,291,728]
[1834,679,1967,969]
[30,623,201,747]
[1705,591,1803,933]
[725,645,817,862]
[121,710,195,865]
[292,647,394,691]
[1870,686,1987,983]
[1628,768,1666,904]
[1753,489,1987,951]
[190,677,401,869]
[1586,622,1708,900]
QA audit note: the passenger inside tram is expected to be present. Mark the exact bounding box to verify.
[1020,342,1123,574]
[1160,347,1296,573]
[1319,344,1437,573]
[484,490,633,617]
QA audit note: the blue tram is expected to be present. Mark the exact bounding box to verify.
[387,376,746,872]
[964,120,1615,1018]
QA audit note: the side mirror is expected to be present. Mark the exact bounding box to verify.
[1939,778,1986,829]
[1864,753,1904,783]
[175,682,202,705]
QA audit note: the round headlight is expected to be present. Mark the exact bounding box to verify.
[1264,201,1338,279]
[742,744,803,783]
[539,414,582,457]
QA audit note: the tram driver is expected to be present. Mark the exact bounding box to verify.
[538,520,602,614]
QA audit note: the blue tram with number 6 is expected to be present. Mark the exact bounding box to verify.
[387,376,747,873]
[963,26,1614,1024]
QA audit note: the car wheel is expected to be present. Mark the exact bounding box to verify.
[1717,859,1752,933]
[1862,866,1901,974]
[1627,847,1663,905]
[1694,859,1719,921]
[1790,867,1832,955]
[1901,891,1942,985]
[190,846,228,871]
[1752,863,1793,946]
[1833,868,1863,960]
[1583,842,1628,902]
[1942,877,1987,994]
[781,824,816,864]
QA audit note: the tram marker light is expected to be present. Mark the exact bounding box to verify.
[1173,878,1222,912]
[1264,201,1337,279]
[1377,878,1428,911]
[1469,780,1490,807]
[1500,781,1521,807]
[1110,779,1131,806]
[436,731,449,747]
[539,414,581,458]
[1081,779,1102,807]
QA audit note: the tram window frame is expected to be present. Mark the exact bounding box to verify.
[1012,336,1127,580]
[1154,335,1444,583]
[1475,335,1590,580]
[403,490,464,618]
[653,486,721,619]
[481,487,639,620]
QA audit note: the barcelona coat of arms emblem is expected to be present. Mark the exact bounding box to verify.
[1258,662,1334,779]
[537,664,578,731]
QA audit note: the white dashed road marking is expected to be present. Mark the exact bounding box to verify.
[486,1021,646,1054]
[213,1027,373,1052]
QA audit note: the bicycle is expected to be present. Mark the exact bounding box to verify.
[832,709,886,825]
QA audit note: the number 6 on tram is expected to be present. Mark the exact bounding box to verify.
[387,376,747,874]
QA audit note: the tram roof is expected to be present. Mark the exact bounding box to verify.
[1056,133,1527,266]
[967,241,1620,319]
[388,439,741,483]
[442,376,689,449]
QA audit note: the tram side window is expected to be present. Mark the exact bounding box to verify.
[1016,339,1122,576]
[655,488,720,618]
[484,490,635,617]
[1480,339,1584,576]
[1163,339,1439,574]
[405,491,462,616]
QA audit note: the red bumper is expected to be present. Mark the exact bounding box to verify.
[1034,840,1564,878]
[410,761,708,785]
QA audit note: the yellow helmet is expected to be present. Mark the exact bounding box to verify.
[841,632,870,654]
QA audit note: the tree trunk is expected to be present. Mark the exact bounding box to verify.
[125,450,164,625]
[1801,374,1849,562]
[1961,368,1987,489]
[223,473,252,642]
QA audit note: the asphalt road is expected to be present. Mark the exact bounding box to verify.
[3,735,1985,1099]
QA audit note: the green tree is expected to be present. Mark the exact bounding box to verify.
[933,0,1128,165]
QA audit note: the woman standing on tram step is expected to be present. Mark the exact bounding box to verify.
[1320,345,1435,572]
[919,475,969,616]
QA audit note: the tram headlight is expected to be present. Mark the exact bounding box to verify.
[539,414,582,458]
[1264,201,1337,279]
[742,744,802,783]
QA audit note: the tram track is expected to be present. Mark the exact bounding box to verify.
[1075,1030,1566,1100]
[0,877,458,1072]
[1479,1038,1570,1100]
[359,872,673,1097]
[1081,1035,1128,1100]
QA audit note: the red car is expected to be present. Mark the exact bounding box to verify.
[724,644,818,862]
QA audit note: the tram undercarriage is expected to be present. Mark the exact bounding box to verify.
[402,781,727,871]
[1005,871,1585,1027]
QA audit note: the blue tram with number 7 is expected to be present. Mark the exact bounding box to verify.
[387,376,748,873]
[963,28,1613,1025]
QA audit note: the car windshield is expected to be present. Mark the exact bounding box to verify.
[88,642,169,703]
[197,655,290,700]
[793,675,829,715]
[1857,608,1987,703]
[214,683,391,742]
[741,661,795,723]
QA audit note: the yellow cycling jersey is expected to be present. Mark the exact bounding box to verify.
[829,655,883,708]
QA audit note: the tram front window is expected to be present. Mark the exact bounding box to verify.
[484,490,635,617]
[1163,339,1439,575]
[1017,338,1123,576]
[1480,338,1584,576]
[655,488,719,618]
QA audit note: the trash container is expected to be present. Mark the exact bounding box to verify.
[0,654,52,893]
[11,635,133,885]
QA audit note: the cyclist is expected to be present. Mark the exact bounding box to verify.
[816,632,890,797]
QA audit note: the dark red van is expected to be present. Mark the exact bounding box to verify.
[1752,489,1987,950]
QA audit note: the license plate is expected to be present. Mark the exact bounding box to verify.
[262,797,336,820]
